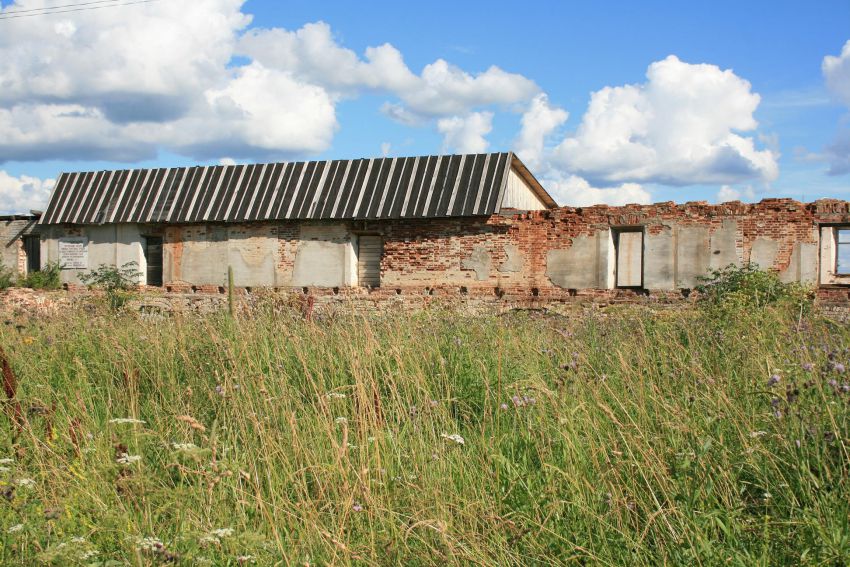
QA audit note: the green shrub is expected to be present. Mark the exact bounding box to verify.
[696,262,813,312]
[19,261,62,290]
[0,259,14,290]
[79,261,142,309]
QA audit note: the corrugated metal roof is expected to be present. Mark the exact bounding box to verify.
[40,152,555,225]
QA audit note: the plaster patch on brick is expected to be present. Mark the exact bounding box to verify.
[546,235,600,289]
[750,237,778,270]
[461,245,492,280]
[498,244,522,273]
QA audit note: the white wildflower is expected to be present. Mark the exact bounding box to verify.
[109,418,146,425]
[0,458,13,464]
[7,524,24,533]
[70,536,87,544]
[335,417,348,424]
[15,478,35,487]
[326,392,346,399]
[440,433,465,445]
[209,528,234,538]
[0,467,9,473]
[79,550,99,560]
[750,431,768,438]
[116,453,141,465]
[171,442,199,451]
[137,536,164,552]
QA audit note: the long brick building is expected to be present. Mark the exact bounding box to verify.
[7,152,850,304]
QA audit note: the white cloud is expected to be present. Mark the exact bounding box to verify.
[238,22,539,119]
[824,40,850,107]
[822,41,850,175]
[547,175,651,207]
[549,56,778,186]
[380,142,392,157]
[716,184,756,203]
[437,112,493,154]
[0,171,54,214]
[513,94,568,170]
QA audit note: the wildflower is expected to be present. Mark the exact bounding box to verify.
[500,403,509,410]
[767,374,781,387]
[834,363,846,373]
[171,442,199,451]
[352,503,364,512]
[802,362,814,371]
[750,431,768,438]
[176,415,206,432]
[137,537,164,552]
[828,379,839,388]
[335,417,348,425]
[7,524,23,533]
[429,399,439,407]
[70,536,87,544]
[0,466,8,473]
[237,556,255,565]
[209,528,234,538]
[22,336,34,345]
[440,433,465,445]
[15,478,35,487]
[326,392,346,399]
[215,385,225,396]
[763,492,772,499]
[109,418,146,425]
[79,550,98,560]
[0,458,13,464]
[116,453,141,465]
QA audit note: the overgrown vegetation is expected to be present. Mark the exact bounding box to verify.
[79,261,142,309]
[18,261,62,290]
[697,262,814,314]
[1,295,848,565]
[0,260,13,290]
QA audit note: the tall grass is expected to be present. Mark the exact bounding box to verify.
[0,302,848,565]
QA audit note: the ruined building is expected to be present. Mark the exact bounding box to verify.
[6,152,850,305]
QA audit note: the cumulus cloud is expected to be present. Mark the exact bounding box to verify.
[238,21,539,119]
[824,40,850,107]
[823,41,850,175]
[549,56,777,186]
[716,184,756,203]
[0,3,540,169]
[0,171,54,214]
[437,112,493,153]
[513,94,568,170]
[546,175,651,207]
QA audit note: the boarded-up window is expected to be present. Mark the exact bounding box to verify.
[357,235,382,287]
[616,230,643,287]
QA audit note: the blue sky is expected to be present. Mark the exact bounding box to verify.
[0,0,849,212]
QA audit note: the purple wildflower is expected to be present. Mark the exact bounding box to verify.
[834,363,846,373]
[767,374,781,387]
[499,403,509,411]
[828,379,839,388]
[352,503,364,512]
[802,362,814,372]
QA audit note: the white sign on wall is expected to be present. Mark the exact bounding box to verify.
[58,237,88,270]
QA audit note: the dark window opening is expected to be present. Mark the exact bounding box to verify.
[143,236,163,287]
[836,229,850,275]
[614,229,644,288]
[23,235,40,273]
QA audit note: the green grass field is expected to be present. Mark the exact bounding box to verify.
[1,299,849,565]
